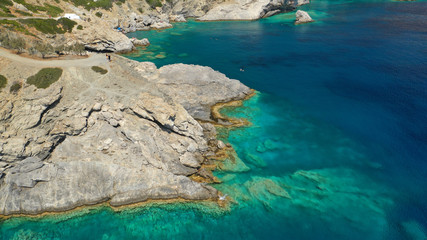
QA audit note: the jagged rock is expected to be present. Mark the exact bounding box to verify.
[77,20,134,52]
[13,2,28,12]
[199,0,294,21]
[92,103,102,111]
[296,0,310,6]
[119,14,172,33]
[131,38,150,46]
[155,63,251,121]
[295,10,314,24]
[169,14,187,22]
[179,152,202,168]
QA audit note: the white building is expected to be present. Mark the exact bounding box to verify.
[63,13,81,20]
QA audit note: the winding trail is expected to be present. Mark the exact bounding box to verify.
[0,48,108,67]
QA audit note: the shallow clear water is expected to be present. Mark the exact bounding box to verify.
[2,0,427,239]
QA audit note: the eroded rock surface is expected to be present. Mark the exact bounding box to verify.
[0,54,249,215]
[199,0,294,21]
[77,20,134,52]
[295,10,314,24]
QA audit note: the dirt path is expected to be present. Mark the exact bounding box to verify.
[0,48,109,68]
[0,16,53,20]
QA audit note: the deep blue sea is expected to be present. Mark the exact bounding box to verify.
[1,0,427,239]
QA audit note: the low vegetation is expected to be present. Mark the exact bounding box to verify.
[14,9,32,16]
[57,17,77,32]
[91,66,108,75]
[19,18,76,34]
[0,31,28,53]
[0,75,7,89]
[77,25,83,30]
[0,20,33,35]
[54,43,86,55]
[0,0,14,17]
[32,42,54,58]
[95,11,102,18]
[146,0,162,8]
[13,0,64,17]
[69,0,125,10]
[27,68,63,89]
[9,82,22,93]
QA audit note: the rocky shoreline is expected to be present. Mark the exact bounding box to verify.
[37,0,310,53]
[0,51,251,216]
[0,0,310,218]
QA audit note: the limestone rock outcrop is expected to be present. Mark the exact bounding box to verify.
[119,14,172,33]
[0,54,250,216]
[169,14,187,22]
[198,0,294,21]
[155,63,251,121]
[77,20,134,52]
[295,10,314,24]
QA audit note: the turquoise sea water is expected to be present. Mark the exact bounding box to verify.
[2,0,427,239]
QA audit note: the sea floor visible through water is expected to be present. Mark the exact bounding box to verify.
[1,0,427,239]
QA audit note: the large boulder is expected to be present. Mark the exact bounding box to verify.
[131,38,150,46]
[295,10,314,24]
[296,0,310,6]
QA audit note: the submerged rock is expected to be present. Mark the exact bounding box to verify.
[295,10,314,24]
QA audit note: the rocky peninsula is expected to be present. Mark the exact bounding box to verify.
[0,49,250,216]
[0,0,310,217]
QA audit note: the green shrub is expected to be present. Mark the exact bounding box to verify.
[12,0,63,16]
[0,75,7,89]
[91,66,108,75]
[0,0,13,16]
[27,68,63,88]
[14,9,32,16]
[0,20,33,35]
[0,0,13,7]
[0,31,27,52]
[95,11,102,17]
[0,7,15,17]
[137,7,143,13]
[20,18,63,34]
[34,42,54,58]
[69,43,86,55]
[57,17,76,32]
[9,82,22,93]
[20,18,76,34]
[77,25,83,30]
[44,3,64,17]
[146,0,162,8]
